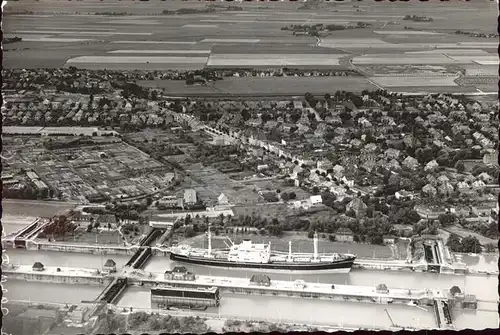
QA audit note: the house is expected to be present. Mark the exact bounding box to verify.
[293,100,304,110]
[483,149,498,166]
[437,175,450,184]
[383,236,397,244]
[335,227,354,242]
[332,164,345,177]
[471,180,486,189]
[424,160,439,172]
[309,171,321,183]
[477,172,494,184]
[103,259,117,273]
[426,174,438,186]
[291,165,304,179]
[164,266,195,281]
[388,159,401,170]
[341,176,355,187]
[281,161,295,175]
[384,148,401,160]
[183,189,197,206]
[422,184,437,197]
[346,198,368,217]
[395,190,414,200]
[438,182,454,196]
[218,193,229,205]
[317,159,333,172]
[402,156,419,170]
[310,195,323,205]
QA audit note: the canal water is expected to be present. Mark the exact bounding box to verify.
[5,249,498,329]
[116,286,437,330]
[144,257,498,302]
[458,254,498,273]
[6,249,132,270]
[3,280,104,304]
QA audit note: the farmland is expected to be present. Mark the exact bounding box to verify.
[3,0,498,94]
[138,77,378,96]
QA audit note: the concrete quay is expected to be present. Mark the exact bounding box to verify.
[26,240,139,255]
[125,271,434,305]
[1,265,111,286]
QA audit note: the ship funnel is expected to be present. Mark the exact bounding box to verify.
[313,231,318,260]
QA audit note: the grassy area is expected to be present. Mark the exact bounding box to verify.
[181,231,393,259]
[223,319,316,333]
[70,227,124,245]
[2,303,59,335]
[126,312,209,334]
[139,77,377,95]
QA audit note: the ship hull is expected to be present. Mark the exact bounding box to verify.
[170,253,356,273]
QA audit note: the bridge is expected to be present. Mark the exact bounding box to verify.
[434,299,455,330]
[10,218,50,248]
[92,228,162,305]
[95,277,128,304]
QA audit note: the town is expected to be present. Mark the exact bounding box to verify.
[2,0,498,334]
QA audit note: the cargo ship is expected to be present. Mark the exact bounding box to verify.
[170,225,356,273]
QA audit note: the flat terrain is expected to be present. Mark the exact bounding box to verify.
[138,77,378,96]
[3,0,498,93]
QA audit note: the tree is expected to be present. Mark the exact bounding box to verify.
[438,213,457,227]
[446,233,462,252]
[483,243,496,253]
[455,160,465,172]
[450,285,462,296]
[184,227,196,238]
[184,214,192,226]
[460,235,482,254]
[307,230,314,239]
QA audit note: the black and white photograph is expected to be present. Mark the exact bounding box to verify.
[1,0,499,334]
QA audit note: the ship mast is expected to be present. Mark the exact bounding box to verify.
[207,221,212,257]
[313,231,318,261]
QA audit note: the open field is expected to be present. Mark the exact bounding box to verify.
[3,0,497,94]
[369,76,459,87]
[66,55,209,64]
[388,86,480,94]
[206,54,344,67]
[182,232,394,259]
[138,77,377,96]
[354,54,458,65]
